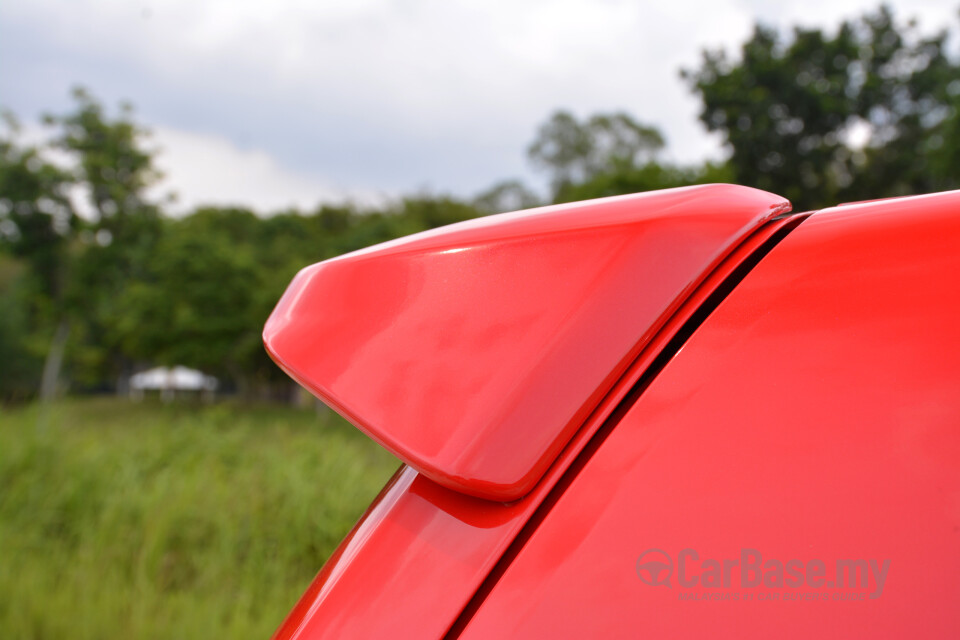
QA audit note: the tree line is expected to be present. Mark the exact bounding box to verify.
[1,5,957,402]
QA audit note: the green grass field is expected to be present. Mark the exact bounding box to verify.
[0,397,400,639]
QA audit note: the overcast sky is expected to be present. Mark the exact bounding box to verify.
[1,0,956,213]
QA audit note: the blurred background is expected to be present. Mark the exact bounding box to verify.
[1,0,958,637]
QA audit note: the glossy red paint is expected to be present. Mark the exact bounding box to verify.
[269,214,805,640]
[264,184,789,500]
[457,191,960,638]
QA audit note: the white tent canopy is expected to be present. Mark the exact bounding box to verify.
[130,366,218,397]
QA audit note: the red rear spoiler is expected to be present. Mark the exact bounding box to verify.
[263,184,790,500]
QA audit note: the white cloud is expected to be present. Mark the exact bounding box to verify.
[148,126,389,215]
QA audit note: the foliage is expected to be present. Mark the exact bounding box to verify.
[0,113,76,303]
[47,88,165,387]
[473,179,542,214]
[0,258,44,400]
[523,109,731,203]
[115,221,262,380]
[553,161,734,204]
[683,5,960,210]
[528,110,666,197]
[0,397,399,640]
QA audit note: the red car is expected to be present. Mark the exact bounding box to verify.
[263,184,960,638]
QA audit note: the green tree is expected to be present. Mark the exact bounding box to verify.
[683,5,960,210]
[0,113,79,399]
[523,109,731,204]
[172,206,347,395]
[553,161,733,204]
[0,257,45,401]
[115,220,262,386]
[0,114,76,304]
[473,180,541,214]
[528,111,666,198]
[43,88,165,390]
